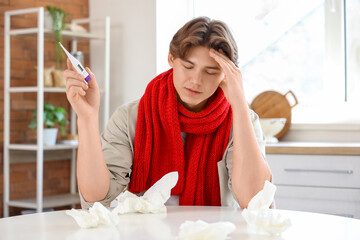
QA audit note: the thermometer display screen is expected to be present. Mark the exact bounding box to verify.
[77,64,84,72]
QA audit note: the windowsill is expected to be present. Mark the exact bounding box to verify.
[290,123,360,131]
[266,141,360,155]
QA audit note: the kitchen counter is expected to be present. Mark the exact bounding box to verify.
[266,142,360,155]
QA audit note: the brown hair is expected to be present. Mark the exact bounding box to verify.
[170,17,238,66]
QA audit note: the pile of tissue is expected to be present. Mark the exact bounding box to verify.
[241,180,291,235]
[112,171,178,214]
[66,202,119,228]
[66,171,178,228]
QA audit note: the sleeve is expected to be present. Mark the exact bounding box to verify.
[80,105,134,209]
[224,109,267,200]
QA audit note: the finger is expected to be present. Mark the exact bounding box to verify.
[209,49,237,73]
[65,78,89,92]
[85,67,98,87]
[211,49,237,68]
[66,58,77,72]
[64,72,88,92]
[209,50,233,74]
[64,69,85,82]
[218,80,226,92]
[209,49,234,69]
[68,86,86,98]
[66,58,71,69]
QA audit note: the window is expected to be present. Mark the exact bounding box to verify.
[156,0,360,124]
[346,0,360,104]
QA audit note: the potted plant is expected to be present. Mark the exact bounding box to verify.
[28,103,69,145]
[46,5,67,87]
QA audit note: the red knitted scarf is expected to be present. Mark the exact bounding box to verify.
[128,69,232,206]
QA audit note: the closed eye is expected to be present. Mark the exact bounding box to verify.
[206,70,220,75]
[183,65,193,69]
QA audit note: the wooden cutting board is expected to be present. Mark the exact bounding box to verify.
[250,90,298,139]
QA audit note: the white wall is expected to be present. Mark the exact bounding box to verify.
[89,0,157,119]
[156,0,194,73]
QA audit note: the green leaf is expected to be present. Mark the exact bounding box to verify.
[55,107,67,114]
[44,103,55,111]
[54,112,65,122]
[45,119,55,127]
[60,126,66,136]
[45,112,55,122]
[28,119,37,129]
[58,118,68,126]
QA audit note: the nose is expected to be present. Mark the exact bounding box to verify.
[189,69,202,85]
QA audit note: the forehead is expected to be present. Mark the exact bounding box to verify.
[182,46,219,66]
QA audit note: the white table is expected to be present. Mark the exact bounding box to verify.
[1,206,359,239]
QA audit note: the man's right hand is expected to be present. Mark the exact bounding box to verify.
[64,58,100,120]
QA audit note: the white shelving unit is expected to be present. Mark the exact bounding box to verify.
[3,7,110,217]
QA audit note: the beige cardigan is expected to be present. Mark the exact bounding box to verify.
[80,99,266,209]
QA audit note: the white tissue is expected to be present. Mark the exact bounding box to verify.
[247,180,276,211]
[112,171,179,214]
[66,208,99,228]
[242,180,291,235]
[67,172,178,228]
[178,220,236,240]
[66,202,119,228]
[89,202,120,226]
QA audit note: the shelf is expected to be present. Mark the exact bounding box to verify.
[8,193,80,209]
[266,142,360,155]
[9,87,105,93]
[9,87,65,93]
[9,28,106,40]
[8,144,78,151]
[4,7,110,217]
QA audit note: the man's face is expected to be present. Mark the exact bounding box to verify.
[169,46,224,112]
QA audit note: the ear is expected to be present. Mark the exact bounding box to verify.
[168,52,175,67]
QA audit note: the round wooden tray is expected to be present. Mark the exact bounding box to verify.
[250,90,298,139]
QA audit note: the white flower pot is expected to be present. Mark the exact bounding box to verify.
[43,128,58,146]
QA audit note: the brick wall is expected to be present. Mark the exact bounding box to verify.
[0,0,90,217]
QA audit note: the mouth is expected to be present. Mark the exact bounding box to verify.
[185,87,201,94]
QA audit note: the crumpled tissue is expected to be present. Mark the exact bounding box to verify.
[178,220,236,240]
[241,180,291,235]
[112,171,178,214]
[66,202,119,228]
[66,171,178,228]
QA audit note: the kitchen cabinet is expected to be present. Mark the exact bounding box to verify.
[3,7,110,217]
[266,142,360,219]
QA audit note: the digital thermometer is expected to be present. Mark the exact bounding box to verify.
[59,42,91,82]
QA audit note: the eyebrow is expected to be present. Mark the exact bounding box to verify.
[182,59,220,70]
